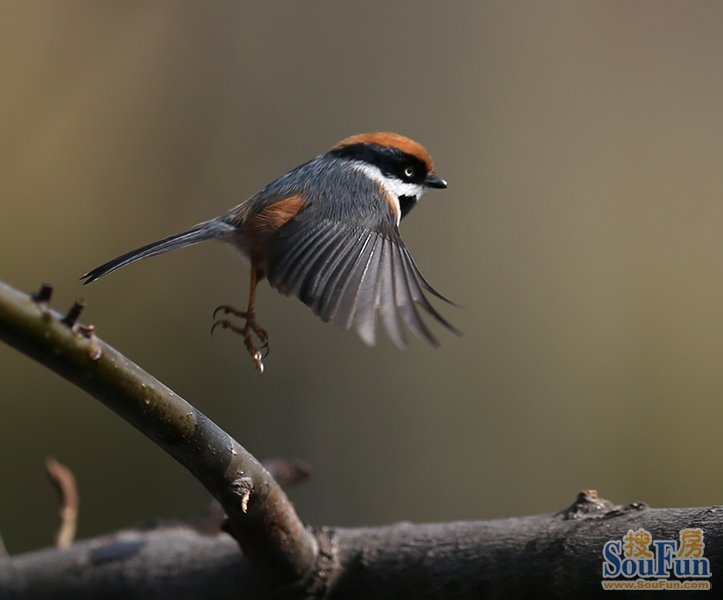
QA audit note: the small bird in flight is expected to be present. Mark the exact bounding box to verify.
[82,132,458,371]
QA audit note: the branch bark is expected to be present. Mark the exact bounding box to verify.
[1,492,721,599]
[0,281,317,588]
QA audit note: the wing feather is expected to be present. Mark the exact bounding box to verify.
[390,240,439,347]
[270,225,331,295]
[401,246,459,306]
[378,237,408,348]
[308,228,368,319]
[283,224,344,297]
[400,246,462,335]
[353,234,385,345]
[329,233,376,330]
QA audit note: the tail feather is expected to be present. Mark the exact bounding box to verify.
[81,219,234,284]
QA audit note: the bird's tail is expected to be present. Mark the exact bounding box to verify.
[81,219,234,284]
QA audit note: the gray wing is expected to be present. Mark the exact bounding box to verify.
[264,183,458,347]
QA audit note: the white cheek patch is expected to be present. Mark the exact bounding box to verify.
[353,163,426,226]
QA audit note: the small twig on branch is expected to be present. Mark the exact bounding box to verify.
[45,457,79,548]
[0,281,319,588]
[60,298,86,328]
[30,283,53,306]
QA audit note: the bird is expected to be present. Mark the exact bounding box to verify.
[82,132,458,372]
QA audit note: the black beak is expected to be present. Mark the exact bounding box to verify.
[425,173,448,189]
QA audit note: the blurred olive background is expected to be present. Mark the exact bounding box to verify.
[1,1,722,555]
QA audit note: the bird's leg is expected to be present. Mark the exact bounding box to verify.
[211,264,269,372]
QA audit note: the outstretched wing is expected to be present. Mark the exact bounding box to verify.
[264,186,458,347]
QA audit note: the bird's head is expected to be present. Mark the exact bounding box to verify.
[329,132,447,221]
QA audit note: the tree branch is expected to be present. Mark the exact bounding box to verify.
[1,492,721,599]
[0,281,317,586]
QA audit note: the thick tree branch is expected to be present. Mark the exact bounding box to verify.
[1,492,721,599]
[0,281,317,586]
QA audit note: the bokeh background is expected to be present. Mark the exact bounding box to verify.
[1,1,722,555]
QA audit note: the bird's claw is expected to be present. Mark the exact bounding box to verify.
[210,307,270,372]
[253,350,264,374]
[212,304,249,320]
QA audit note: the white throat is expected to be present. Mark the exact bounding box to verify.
[353,163,425,226]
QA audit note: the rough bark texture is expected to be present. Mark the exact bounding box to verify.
[1,493,721,599]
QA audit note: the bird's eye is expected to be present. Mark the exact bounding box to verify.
[404,166,414,178]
